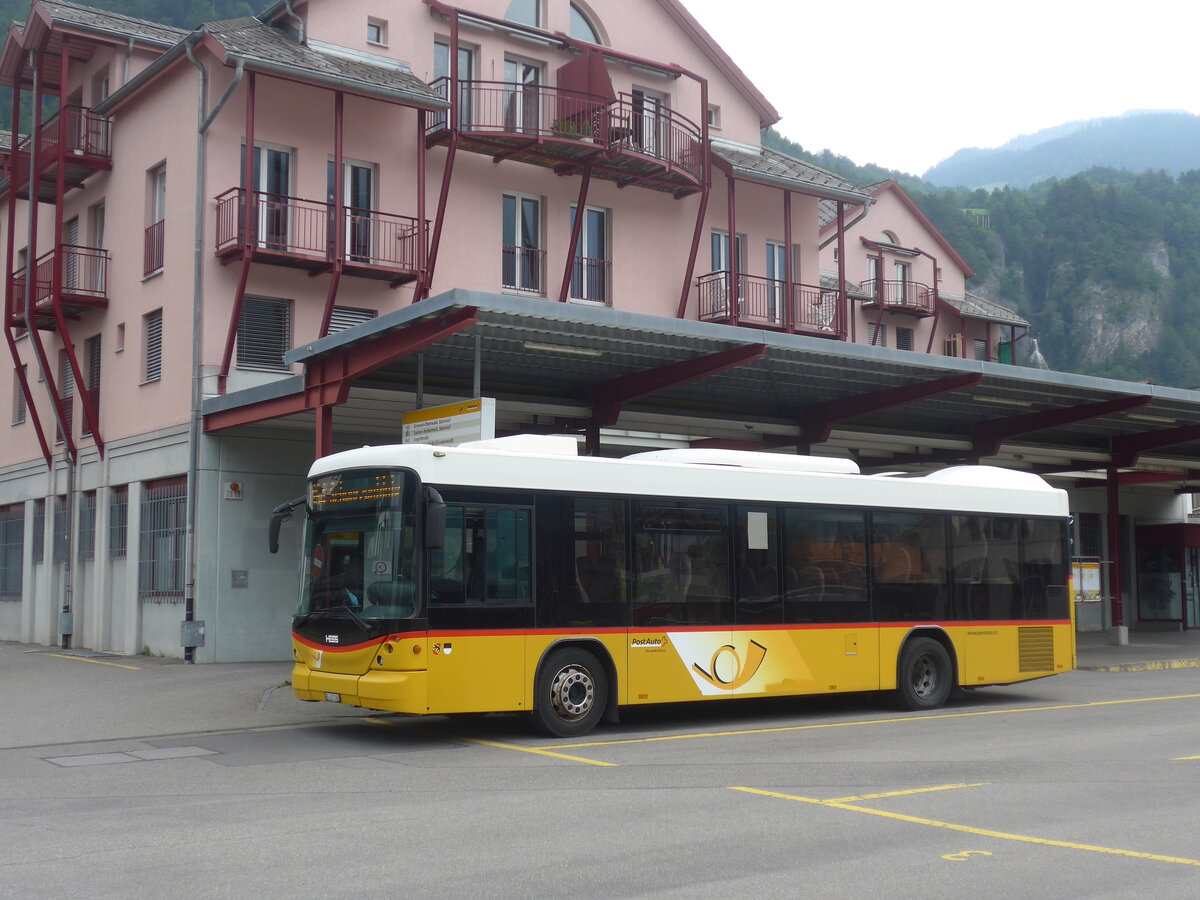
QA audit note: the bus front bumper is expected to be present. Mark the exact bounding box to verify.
[292,664,429,715]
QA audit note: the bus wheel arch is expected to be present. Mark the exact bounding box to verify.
[532,640,616,737]
[895,629,957,711]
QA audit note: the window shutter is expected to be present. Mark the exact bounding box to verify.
[145,309,163,382]
[328,306,376,334]
[895,327,914,352]
[237,297,292,371]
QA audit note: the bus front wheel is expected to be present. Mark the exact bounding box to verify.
[534,647,608,738]
[896,637,953,710]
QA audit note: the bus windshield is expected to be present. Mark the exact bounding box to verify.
[298,469,419,621]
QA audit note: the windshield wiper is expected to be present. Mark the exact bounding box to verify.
[323,604,376,633]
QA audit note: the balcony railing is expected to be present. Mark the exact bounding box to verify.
[214,188,425,275]
[698,272,841,336]
[9,105,112,190]
[40,105,112,160]
[13,244,109,313]
[861,278,935,315]
[144,219,165,276]
[569,256,612,305]
[608,92,704,182]
[426,79,704,184]
[502,244,546,294]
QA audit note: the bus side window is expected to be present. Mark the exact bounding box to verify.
[736,507,781,624]
[783,507,868,623]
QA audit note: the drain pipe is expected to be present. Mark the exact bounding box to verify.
[181,43,244,662]
[281,0,306,45]
[24,49,75,647]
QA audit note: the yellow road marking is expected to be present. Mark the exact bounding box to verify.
[1174,755,1200,760]
[548,693,1200,751]
[361,717,616,766]
[467,738,617,767]
[828,783,988,803]
[731,786,1200,867]
[46,653,141,671]
[943,850,992,861]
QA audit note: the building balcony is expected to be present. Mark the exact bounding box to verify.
[860,279,936,317]
[8,106,112,201]
[698,272,843,338]
[11,244,109,328]
[426,80,704,195]
[214,188,425,285]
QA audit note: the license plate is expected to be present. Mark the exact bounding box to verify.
[324,692,341,702]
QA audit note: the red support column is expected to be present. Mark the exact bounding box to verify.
[782,190,793,333]
[837,202,849,341]
[558,164,591,302]
[219,73,257,393]
[318,91,345,337]
[315,404,333,459]
[727,175,737,326]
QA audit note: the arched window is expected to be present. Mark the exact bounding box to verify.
[880,230,899,245]
[569,2,603,44]
[505,0,539,27]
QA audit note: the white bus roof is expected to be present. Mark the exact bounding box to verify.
[309,435,1068,518]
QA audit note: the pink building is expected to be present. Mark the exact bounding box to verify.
[817,179,1029,361]
[0,1,1186,660]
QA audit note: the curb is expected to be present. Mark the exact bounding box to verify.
[1080,658,1200,673]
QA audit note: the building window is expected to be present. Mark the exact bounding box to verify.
[433,39,475,127]
[706,105,721,129]
[504,0,540,26]
[52,494,68,564]
[502,193,543,294]
[12,365,26,425]
[144,309,163,383]
[895,326,914,352]
[56,350,73,445]
[237,297,293,372]
[145,163,166,275]
[31,499,44,563]
[245,145,294,250]
[91,67,110,105]
[82,334,100,437]
[0,504,22,597]
[79,491,96,561]
[893,260,911,304]
[328,306,376,334]
[366,17,387,45]
[109,486,128,559]
[868,323,887,347]
[139,478,186,601]
[569,2,602,43]
[1077,513,1102,558]
[569,205,610,303]
[974,338,988,361]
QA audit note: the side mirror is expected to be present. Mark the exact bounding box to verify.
[424,486,446,550]
[269,495,306,554]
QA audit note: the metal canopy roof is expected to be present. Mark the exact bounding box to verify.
[204,289,1200,485]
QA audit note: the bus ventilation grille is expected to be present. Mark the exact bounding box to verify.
[1018,626,1055,673]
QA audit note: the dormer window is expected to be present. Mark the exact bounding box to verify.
[569,2,602,44]
[505,0,540,27]
[366,17,387,46]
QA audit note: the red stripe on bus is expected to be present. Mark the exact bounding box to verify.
[295,620,1071,653]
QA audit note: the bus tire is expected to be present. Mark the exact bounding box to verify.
[534,647,608,738]
[896,637,953,711]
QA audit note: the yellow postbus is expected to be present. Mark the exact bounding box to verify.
[271,434,1073,737]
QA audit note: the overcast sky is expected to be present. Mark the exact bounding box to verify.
[681,0,1199,176]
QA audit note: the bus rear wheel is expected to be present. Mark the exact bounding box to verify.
[896,637,953,711]
[534,647,608,738]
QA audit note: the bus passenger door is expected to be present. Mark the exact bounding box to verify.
[426,505,533,714]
